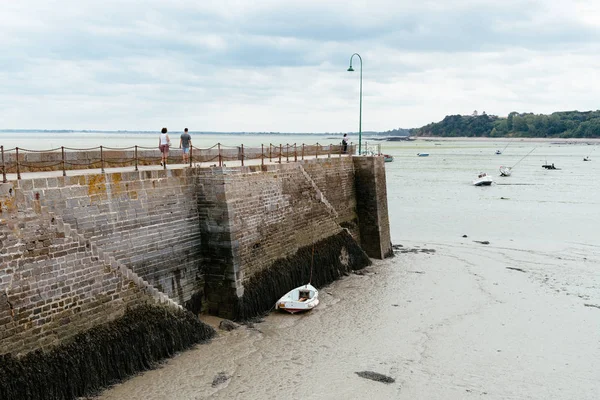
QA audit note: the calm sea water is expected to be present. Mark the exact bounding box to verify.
[385,139,600,247]
[7,133,597,399]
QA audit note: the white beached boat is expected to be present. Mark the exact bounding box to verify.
[473,172,493,186]
[275,284,319,314]
[499,166,512,176]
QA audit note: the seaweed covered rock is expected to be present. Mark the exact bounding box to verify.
[0,304,215,400]
[219,319,240,331]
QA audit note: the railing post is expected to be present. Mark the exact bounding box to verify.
[286,143,289,163]
[189,145,193,168]
[61,146,66,177]
[1,145,6,183]
[315,142,319,159]
[100,145,105,173]
[328,143,331,158]
[241,144,244,166]
[294,143,297,162]
[302,143,305,160]
[269,143,272,163]
[16,147,21,180]
[261,144,264,166]
[279,144,282,163]
[218,143,222,167]
[134,145,139,171]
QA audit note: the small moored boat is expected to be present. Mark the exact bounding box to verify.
[542,163,559,170]
[495,150,502,155]
[383,154,394,162]
[473,172,493,186]
[499,166,512,176]
[275,284,319,314]
[417,153,429,157]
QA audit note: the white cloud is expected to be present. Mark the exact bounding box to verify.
[0,0,598,131]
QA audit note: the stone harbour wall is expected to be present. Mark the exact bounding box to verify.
[4,169,204,312]
[353,157,393,259]
[202,162,348,317]
[0,200,153,356]
[0,155,392,356]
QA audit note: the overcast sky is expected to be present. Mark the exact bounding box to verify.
[1,0,598,132]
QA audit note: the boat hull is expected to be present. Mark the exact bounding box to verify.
[276,299,320,314]
[473,175,493,186]
[473,180,492,186]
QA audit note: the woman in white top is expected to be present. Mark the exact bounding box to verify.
[158,127,170,166]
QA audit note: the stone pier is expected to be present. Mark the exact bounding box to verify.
[0,155,391,398]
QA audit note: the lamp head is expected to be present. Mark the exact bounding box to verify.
[347,66,354,72]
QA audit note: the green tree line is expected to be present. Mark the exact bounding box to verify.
[410,110,600,138]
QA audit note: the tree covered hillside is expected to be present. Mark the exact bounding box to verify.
[411,110,600,138]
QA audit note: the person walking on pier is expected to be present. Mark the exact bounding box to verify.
[180,128,192,164]
[159,127,170,167]
[342,133,349,154]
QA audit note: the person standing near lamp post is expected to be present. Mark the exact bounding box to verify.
[180,128,192,164]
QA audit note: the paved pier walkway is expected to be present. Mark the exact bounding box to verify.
[2,154,354,182]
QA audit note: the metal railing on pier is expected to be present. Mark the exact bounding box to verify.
[0,142,358,181]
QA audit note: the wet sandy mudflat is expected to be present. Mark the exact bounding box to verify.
[95,140,600,399]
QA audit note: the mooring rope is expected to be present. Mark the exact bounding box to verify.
[309,243,314,285]
[511,147,537,169]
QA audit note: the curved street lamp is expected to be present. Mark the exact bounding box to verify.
[347,53,363,155]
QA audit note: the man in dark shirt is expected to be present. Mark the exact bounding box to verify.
[180,128,192,164]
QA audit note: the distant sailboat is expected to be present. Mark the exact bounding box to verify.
[499,147,536,177]
[495,138,513,155]
[499,166,512,176]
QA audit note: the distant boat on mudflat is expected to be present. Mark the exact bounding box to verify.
[499,166,512,176]
[473,172,493,186]
[417,153,429,157]
[542,163,560,170]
